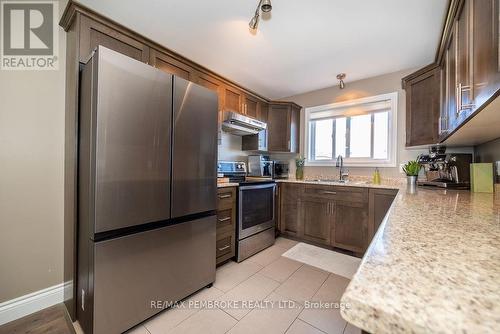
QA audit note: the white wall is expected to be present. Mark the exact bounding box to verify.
[0,1,67,302]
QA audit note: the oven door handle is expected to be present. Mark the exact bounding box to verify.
[239,183,276,191]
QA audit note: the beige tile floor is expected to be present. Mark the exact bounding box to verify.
[77,237,362,334]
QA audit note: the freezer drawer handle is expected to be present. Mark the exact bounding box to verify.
[218,194,232,199]
[322,191,337,195]
[218,245,231,251]
[218,217,231,222]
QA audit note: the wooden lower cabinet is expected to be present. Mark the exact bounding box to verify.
[332,201,368,254]
[279,183,302,237]
[301,196,333,245]
[216,187,237,265]
[280,183,395,256]
[368,189,398,240]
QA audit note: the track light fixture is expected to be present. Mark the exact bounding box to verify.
[249,0,272,30]
[337,73,346,89]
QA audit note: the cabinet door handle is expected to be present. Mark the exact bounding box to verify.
[322,191,337,195]
[218,245,230,251]
[218,194,231,199]
[218,217,231,222]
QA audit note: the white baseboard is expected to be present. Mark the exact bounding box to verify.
[0,282,72,325]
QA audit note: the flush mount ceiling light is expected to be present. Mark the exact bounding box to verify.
[337,73,346,89]
[249,0,272,30]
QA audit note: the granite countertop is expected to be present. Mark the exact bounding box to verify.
[277,178,500,333]
[217,182,239,188]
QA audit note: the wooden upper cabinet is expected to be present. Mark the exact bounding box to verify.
[258,102,269,122]
[472,0,500,106]
[243,94,260,119]
[194,72,224,124]
[403,65,441,146]
[456,0,473,118]
[290,104,300,153]
[224,86,243,114]
[445,25,458,133]
[79,15,149,63]
[267,102,301,153]
[149,49,193,81]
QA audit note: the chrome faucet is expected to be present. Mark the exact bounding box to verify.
[336,155,349,182]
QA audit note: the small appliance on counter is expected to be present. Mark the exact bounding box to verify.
[417,147,473,189]
[217,161,276,262]
[248,155,274,178]
[273,161,290,179]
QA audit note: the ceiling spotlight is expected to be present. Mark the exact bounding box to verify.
[337,73,346,89]
[261,0,272,12]
[249,14,259,29]
[249,0,272,31]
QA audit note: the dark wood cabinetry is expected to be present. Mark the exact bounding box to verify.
[149,49,193,80]
[279,183,302,237]
[332,201,368,254]
[78,15,150,63]
[472,0,499,107]
[404,0,499,146]
[301,196,333,245]
[368,189,398,240]
[242,94,260,119]
[216,187,237,265]
[268,102,301,153]
[279,183,375,256]
[402,64,441,146]
[224,86,244,114]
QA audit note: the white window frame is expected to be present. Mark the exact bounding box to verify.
[303,92,398,167]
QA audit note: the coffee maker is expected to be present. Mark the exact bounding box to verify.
[417,147,472,189]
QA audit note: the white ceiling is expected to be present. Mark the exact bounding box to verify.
[77,0,448,99]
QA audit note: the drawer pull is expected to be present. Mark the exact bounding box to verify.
[218,245,231,251]
[218,194,232,199]
[218,217,231,222]
[322,191,337,195]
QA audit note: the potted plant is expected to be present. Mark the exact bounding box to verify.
[295,156,305,180]
[402,160,421,186]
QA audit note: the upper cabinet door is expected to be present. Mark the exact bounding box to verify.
[456,0,473,119]
[258,102,269,122]
[79,16,149,63]
[289,105,301,153]
[472,0,500,106]
[404,65,440,146]
[149,49,193,81]
[267,102,301,153]
[224,86,243,114]
[268,104,290,152]
[243,94,260,119]
[445,24,458,131]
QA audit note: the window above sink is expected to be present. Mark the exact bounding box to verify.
[304,92,398,167]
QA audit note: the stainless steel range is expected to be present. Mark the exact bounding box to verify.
[218,161,276,262]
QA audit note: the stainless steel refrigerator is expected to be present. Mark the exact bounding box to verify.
[77,46,218,334]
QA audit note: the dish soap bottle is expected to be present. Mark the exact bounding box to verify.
[373,168,381,185]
